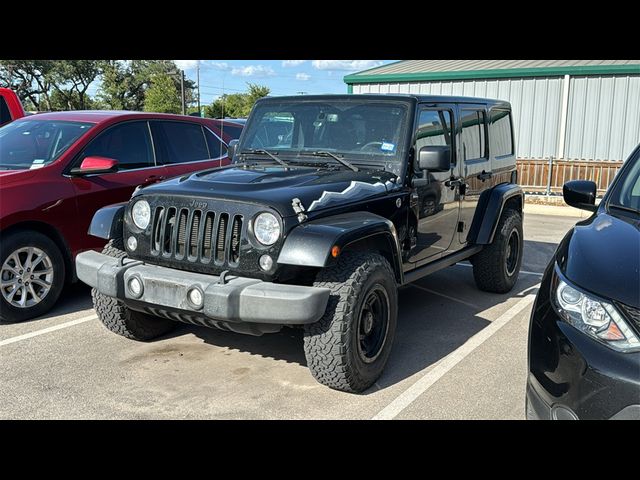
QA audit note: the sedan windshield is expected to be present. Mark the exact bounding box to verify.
[0,120,94,170]
[608,148,640,215]
[238,100,409,174]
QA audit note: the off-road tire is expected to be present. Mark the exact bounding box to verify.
[0,230,65,323]
[92,238,175,341]
[472,208,523,293]
[303,252,398,393]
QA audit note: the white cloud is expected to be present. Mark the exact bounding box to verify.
[282,60,306,67]
[295,72,311,81]
[174,60,199,70]
[210,62,230,70]
[311,60,383,71]
[231,65,276,77]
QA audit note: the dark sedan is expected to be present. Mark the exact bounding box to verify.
[526,144,640,420]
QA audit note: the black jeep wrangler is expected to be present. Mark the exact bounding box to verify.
[76,94,523,393]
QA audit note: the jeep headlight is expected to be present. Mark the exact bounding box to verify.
[131,199,151,230]
[551,266,640,352]
[253,212,280,246]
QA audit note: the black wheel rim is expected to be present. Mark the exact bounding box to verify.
[505,229,520,276]
[357,284,390,364]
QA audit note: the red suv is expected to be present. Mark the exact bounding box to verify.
[0,110,243,322]
[0,88,26,126]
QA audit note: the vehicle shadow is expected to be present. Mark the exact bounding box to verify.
[155,265,542,393]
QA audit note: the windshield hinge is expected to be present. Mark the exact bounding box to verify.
[292,198,308,223]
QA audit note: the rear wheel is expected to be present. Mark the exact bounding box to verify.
[472,208,523,293]
[0,230,65,323]
[92,238,175,341]
[303,252,398,393]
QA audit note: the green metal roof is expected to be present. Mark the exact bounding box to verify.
[344,60,640,84]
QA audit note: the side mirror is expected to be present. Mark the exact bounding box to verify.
[227,139,239,161]
[563,180,597,211]
[418,145,451,172]
[70,156,119,176]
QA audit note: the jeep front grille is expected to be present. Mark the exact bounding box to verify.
[151,205,244,267]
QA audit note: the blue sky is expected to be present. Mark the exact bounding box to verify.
[173,60,397,105]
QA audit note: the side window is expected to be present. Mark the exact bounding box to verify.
[461,109,487,161]
[204,128,226,158]
[82,121,154,170]
[1,97,11,126]
[415,109,453,161]
[218,123,244,141]
[489,109,513,156]
[151,121,210,164]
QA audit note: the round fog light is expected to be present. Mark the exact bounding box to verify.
[187,287,204,309]
[259,254,273,271]
[127,236,137,251]
[128,276,143,298]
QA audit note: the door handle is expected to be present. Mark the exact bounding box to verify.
[143,175,166,185]
[477,170,492,181]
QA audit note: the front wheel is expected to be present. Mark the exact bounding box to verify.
[0,230,65,323]
[92,239,175,341]
[303,252,398,393]
[472,208,523,293]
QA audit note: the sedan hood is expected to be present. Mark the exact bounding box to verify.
[0,169,37,186]
[557,211,640,308]
[138,165,399,217]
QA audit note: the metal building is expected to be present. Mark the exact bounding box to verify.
[345,60,640,162]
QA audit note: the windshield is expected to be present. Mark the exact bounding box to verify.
[608,148,640,215]
[238,100,410,174]
[0,120,94,170]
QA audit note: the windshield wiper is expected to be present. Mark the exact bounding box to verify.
[309,151,358,172]
[240,149,289,167]
[609,203,640,214]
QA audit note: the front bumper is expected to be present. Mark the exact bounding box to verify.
[76,250,331,327]
[527,271,640,420]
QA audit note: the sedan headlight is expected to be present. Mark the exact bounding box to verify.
[551,266,640,352]
[131,199,151,230]
[253,212,280,246]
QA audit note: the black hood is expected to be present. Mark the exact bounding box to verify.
[138,165,400,217]
[556,211,640,308]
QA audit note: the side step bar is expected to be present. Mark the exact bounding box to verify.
[402,245,482,285]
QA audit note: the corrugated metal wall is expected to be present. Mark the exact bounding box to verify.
[565,75,640,161]
[353,75,640,161]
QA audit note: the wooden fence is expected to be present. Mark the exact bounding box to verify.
[516,159,624,195]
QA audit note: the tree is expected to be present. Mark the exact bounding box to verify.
[203,83,270,119]
[99,60,196,112]
[0,60,55,110]
[144,74,181,113]
[48,60,105,110]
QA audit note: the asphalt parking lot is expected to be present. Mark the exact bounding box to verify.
[0,212,579,419]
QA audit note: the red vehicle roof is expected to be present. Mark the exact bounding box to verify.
[22,110,240,126]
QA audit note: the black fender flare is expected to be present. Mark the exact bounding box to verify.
[277,212,403,282]
[469,183,523,245]
[88,202,127,240]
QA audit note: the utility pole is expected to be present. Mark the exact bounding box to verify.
[196,61,201,116]
[180,69,186,115]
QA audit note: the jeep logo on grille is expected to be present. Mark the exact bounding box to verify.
[189,200,208,209]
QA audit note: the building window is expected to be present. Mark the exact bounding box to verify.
[489,109,514,157]
[461,110,487,161]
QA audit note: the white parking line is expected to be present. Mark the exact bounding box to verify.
[372,290,537,420]
[456,262,544,277]
[408,284,480,309]
[0,314,97,347]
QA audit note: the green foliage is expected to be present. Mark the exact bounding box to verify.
[143,74,181,114]
[203,83,270,119]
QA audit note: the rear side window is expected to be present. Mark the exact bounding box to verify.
[218,123,243,141]
[204,128,226,159]
[489,109,513,156]
[151,121,210,164]
[82,121,154,170]
[1,97,11,126]
[461,110,487,161]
